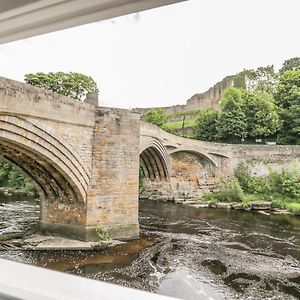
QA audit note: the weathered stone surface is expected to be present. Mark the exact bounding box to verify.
[232,203,248,210]
[251,201,272,210]
[85,107,140,241]
[182,200,203,205]
[216,202,232,209]
[272,208,291,215]
[257,210,270,216]
[173,198,185,204]
[190,203,209,208]
[24,235,114,250]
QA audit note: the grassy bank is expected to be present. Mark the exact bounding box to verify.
[201,162,300,215]
[163,118,197,131]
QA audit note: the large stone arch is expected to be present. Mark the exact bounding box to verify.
[139,137,171,181]
[0,115,90,203]
[0,115,92,236]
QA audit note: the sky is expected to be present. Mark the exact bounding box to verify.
[0,0,299,109]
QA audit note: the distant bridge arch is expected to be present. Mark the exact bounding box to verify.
[139,137,171,181]
[169,149,218,169]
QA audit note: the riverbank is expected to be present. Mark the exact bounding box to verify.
[141,193,300,216]
[174,197,299,216]
[0,187,36,198]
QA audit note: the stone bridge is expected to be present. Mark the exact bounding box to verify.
[1,76,300,241]
[140,122,300,200]
[0,76,140,241]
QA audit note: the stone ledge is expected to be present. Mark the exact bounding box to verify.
[40,221,139,242]
[24,234,115,251]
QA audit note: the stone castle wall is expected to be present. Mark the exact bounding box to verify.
[134,75,234,116]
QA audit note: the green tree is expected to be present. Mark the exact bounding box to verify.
[234,66,278,94]
[194,109,219,141]
[0,159,36,194]
[244,91,281,138]
[275,70,300,144]
[143,108,167,127]
[24,72,99,101]
[233,69,252,90]
[279,57,300,74]
[218,87,247,141]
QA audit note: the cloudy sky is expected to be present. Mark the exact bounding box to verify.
[0,0,299,108]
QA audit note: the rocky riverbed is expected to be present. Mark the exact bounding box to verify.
[0,197,299,299]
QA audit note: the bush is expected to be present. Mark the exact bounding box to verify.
[95,226,111,241]
[143,108,167,127]
[194,109,219,141]
[234,161,251,191]
[268,168,282,193]
[204,161,300,208]
[218,177,244,202]
[247,176,270,194]
[280,171,300,199]
[234,162,269,194]
[286,203,300,214]
[268,163,300,199]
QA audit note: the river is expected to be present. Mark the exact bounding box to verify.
[0,197,299,299]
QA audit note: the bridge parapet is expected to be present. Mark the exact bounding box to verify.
[0,76,95,125]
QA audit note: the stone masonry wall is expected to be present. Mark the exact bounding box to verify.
[85,107,140,240]
[0,76,95,175]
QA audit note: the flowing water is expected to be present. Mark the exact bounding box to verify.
[0,196,300,300]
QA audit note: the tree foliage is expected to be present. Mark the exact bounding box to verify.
[218,88,247,140]
[143,108,167,127]
[24,72,99,101]
[279,57,300,74]
[0,159,36,194]
[276,70,300,144]
[234,66,278,94]
[244,92,281,138]
[194,109,219,141]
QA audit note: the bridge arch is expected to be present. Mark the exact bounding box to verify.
[139,137,171,181]
[169,149,218,169]
[0,115,90,204]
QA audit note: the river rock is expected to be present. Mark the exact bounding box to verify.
[216,202,232,209]
[232,203,247,210]
[251,201,272,210]
[209,203,217,208]
[257,210,270,216]
[24,234,113,250]
[160,196,174,202]
[182,200,203,205]
[173,198,185,204]
[190,203,209,208]
[272,208,293,215]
